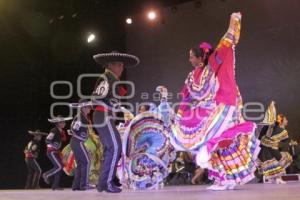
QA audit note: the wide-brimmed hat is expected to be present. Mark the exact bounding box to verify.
[69,99,93,108]
[28,129,48,136]
[48,115,73,123]
[93,51,140,68]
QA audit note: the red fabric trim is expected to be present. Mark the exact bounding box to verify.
[60,130,67,142]
[47,147,58,152]
[118,86,127,96]
[25,153,34,158]
[64,153,75,173]
[218,139,233,148]
[95,105,109,112]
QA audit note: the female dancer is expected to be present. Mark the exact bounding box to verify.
[258,113,292,184]
[170,12,260,190]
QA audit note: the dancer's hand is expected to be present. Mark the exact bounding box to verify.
[229,12,242,28]
[217,12,242,49]
[231,12,242,20]
[156,85,168,100]
[174,113,182,122]
[290,140,298,146]
[228,12,241,43]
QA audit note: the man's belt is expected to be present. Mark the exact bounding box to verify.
[95,106,114,115]
[95,105,110,112]
[47,145,59,152]
[25,152,34,158]
[72,134,87,142]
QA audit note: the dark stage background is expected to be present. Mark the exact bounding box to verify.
[0,0,128,189]
[0,0,300,189]
[126,0,300,139]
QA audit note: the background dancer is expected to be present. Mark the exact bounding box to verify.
[24,130,47,189]
[43,115,72,190]
[69,99,94,190]
[258,113,292,184]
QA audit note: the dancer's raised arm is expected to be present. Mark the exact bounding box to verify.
[216,12,241,50]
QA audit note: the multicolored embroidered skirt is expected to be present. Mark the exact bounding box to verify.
[171,103,238,152]
[207,126,260,185]
[61,127,103,185]
[122,111,175,189]
[170,103,260,185]
[258,149,292,179]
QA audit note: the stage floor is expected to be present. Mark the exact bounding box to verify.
[1,183,300,200]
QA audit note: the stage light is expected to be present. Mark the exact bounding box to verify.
[126,18,132,24]
[87,34,95,43]
[148,11,156,20]
[49,18,54,24]
[71,13,78,18]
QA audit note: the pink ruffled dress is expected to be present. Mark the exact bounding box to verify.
[170,14,260,185]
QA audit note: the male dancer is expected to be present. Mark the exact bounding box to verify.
[43,115,72,190]
[24,130,47,189]
[92,51,139,193]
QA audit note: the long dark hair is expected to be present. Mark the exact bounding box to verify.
[190,42,214,66]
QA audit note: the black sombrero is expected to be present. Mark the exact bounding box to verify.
[48,115,73,123]
[28,129,48,136]
[69,99,93,108]
[93,51,140,68]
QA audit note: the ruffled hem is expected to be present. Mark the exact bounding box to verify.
[258,151,293,179]
[170,104,235,151]
[206,126,260,185]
